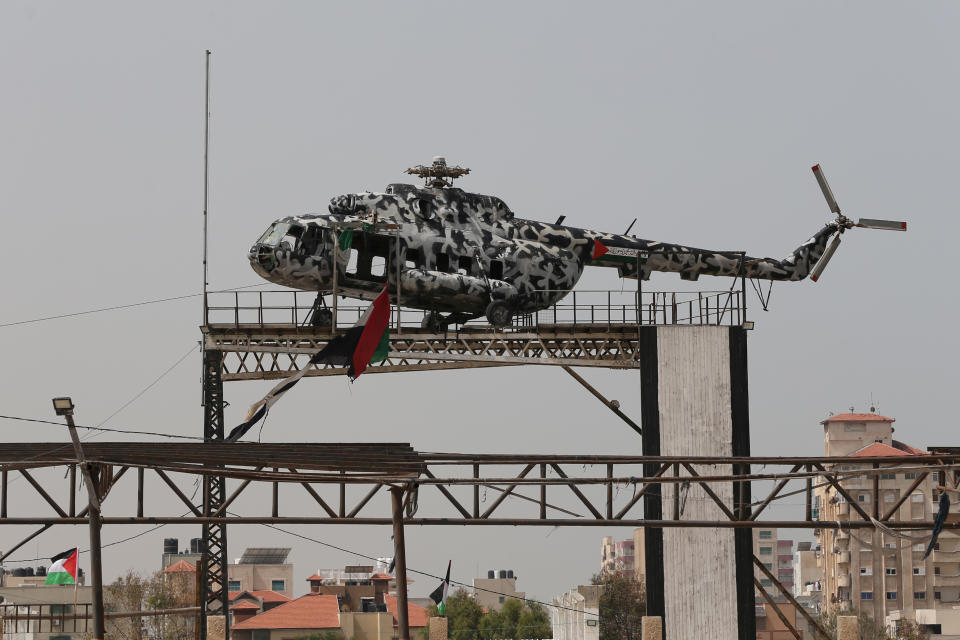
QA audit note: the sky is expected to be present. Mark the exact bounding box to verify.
[1,1,959,603]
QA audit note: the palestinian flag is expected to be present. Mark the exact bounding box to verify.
[226,284,391,442]
[45,547,78,585]
[429,560,451,615]
[592,239,609,260]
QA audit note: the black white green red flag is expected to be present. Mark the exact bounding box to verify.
[226,284,391,441]
[45,547,79,585]
[429,560,451,615]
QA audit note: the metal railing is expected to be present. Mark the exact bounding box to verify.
[204,288,746,331]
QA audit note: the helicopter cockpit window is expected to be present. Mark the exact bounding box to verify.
[258,223,290,247]
[277,225,304,253]
[297,226,323,257]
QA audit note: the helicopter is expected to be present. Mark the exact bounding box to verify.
[249,158,906,328]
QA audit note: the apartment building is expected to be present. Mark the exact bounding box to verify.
[814,412,960,633]
[753,529,794,594]
[473,569,526,612]
[600,529,645,581]
[794,541,823,600]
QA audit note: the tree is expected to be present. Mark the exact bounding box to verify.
[426,589,485,640]
[814,608,917,640]
[590,573,645,640]
[100,569,196,640]
[425,589,551,640]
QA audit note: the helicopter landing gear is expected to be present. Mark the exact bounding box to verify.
[421,311,444,333]
[485,300,514,327]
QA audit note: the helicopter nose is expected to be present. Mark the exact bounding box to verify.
[249,243,276,273]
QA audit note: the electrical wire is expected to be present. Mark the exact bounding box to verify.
[0,283,267,328]
[0,416,206,442]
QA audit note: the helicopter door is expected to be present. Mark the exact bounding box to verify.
[342,230,391,285]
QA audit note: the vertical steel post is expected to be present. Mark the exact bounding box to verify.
[391,487,411,640]
[63,411,105,640]
[201,349,228,640]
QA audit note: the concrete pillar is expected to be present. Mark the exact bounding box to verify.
[206,614,226,640]
[837,615,859,640]
[429,616,448,640]
[641,616,663,640]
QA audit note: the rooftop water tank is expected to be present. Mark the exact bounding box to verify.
[487,570,495,579]
[164,538,179,555]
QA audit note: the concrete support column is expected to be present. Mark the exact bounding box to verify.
[206,615,226,640]
[641,616,663,640]
[837,616,859,640]
[429,616,448,640]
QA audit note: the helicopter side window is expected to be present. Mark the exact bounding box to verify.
[436,254,450,273]
[489,260,504,280]
[297,227,323,257]
[405,248,421,269]
[345,249,358,275]
[371,256,386,277]
[258,223,290,247]
[278,225,303,253]
[457,256,473,275]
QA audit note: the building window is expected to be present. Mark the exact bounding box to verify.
[228,580,241,591]
[858,494,871,504]
[860,592,873,600]
[884,493,896,503]
[914,592,927,600]
[905,472,919,479]
[913,567,925,576]
[760,579,772,587]
[860,567,872,576]
[499,596,505,604]
[880,473,896,480]
[764,562,773,570]
[935,591,942,600]
[911,493,924,503]
[49,605,73,615]
[935,567,941,575]
[886,592,898,600]
[759,531,773,539]
[886,568,897,575]
[759,547,772,555]
[271,580,285,592]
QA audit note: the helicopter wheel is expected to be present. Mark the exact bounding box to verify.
[485,300,513,327]
[421,311,444,333]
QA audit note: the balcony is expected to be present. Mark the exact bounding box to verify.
[837,551,851,564]
[837,502,850,516]
[934,575,960,588]
[837,530,850,540]
[838,574,851,588]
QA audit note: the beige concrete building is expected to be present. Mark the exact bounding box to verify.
[753,528,795,595]
[551,585,601,640]
[793,541,823,600]
[600,536,635,579]
[228,548,294,598]
[0,585,93,640]
[814,412,960,635]
[472,570,526,611]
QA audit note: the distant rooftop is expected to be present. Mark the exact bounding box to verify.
[821,413,894,424]
[851,442,926,457]
[238,548,291,565]
[162,560,197,573]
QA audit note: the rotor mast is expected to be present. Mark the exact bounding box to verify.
[406,156,470,189]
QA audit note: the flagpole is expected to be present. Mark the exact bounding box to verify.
[390,487,410,640]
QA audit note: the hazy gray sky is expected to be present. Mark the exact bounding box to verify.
[1,1,958,602]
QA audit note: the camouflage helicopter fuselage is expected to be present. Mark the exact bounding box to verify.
[249,182,838,322]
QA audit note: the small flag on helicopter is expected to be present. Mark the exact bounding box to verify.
[226,284,391,442]
[591,239,609,260]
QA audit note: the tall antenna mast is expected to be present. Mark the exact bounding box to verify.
[202,50,211,323]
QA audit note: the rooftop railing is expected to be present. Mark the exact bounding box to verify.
[204,288,746,331]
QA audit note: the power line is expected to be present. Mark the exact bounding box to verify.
[0,284,267,328]
[0,416,206,441]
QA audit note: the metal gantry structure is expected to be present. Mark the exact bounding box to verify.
[3,289,954,640]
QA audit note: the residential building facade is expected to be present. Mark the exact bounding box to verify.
[793,541,823,601]
[814,412,960,634]
[600,536,635,579]
[473,569,526,611]
[227,548,294,598]
[551,585,601,640]
[754,529,794,594]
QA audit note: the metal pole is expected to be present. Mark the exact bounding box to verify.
[390,487,410,640]
[63,412,105,640]
[332,226,339,331]
[202,50,211,326]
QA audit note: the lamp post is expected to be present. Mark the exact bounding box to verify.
[52,398,105,640]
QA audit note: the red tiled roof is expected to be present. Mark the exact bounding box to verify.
[230,602,260,611]
[162,560,197,573]
[893,440,927,455]
[851,442,923,458]
[383,594,428,628]
[250,590,291,603]
[232,594,340,630]
[822,413,894,424]
[370,573,393,581]
[306,573,325,581]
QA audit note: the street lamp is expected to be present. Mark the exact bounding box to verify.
[52,397,75,416]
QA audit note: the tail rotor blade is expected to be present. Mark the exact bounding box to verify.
[811,164,841,215]
[857,218,907,231]
[810,234,842,282]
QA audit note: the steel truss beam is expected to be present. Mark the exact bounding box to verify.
[2,445,959,530]
[203,325,642,380]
